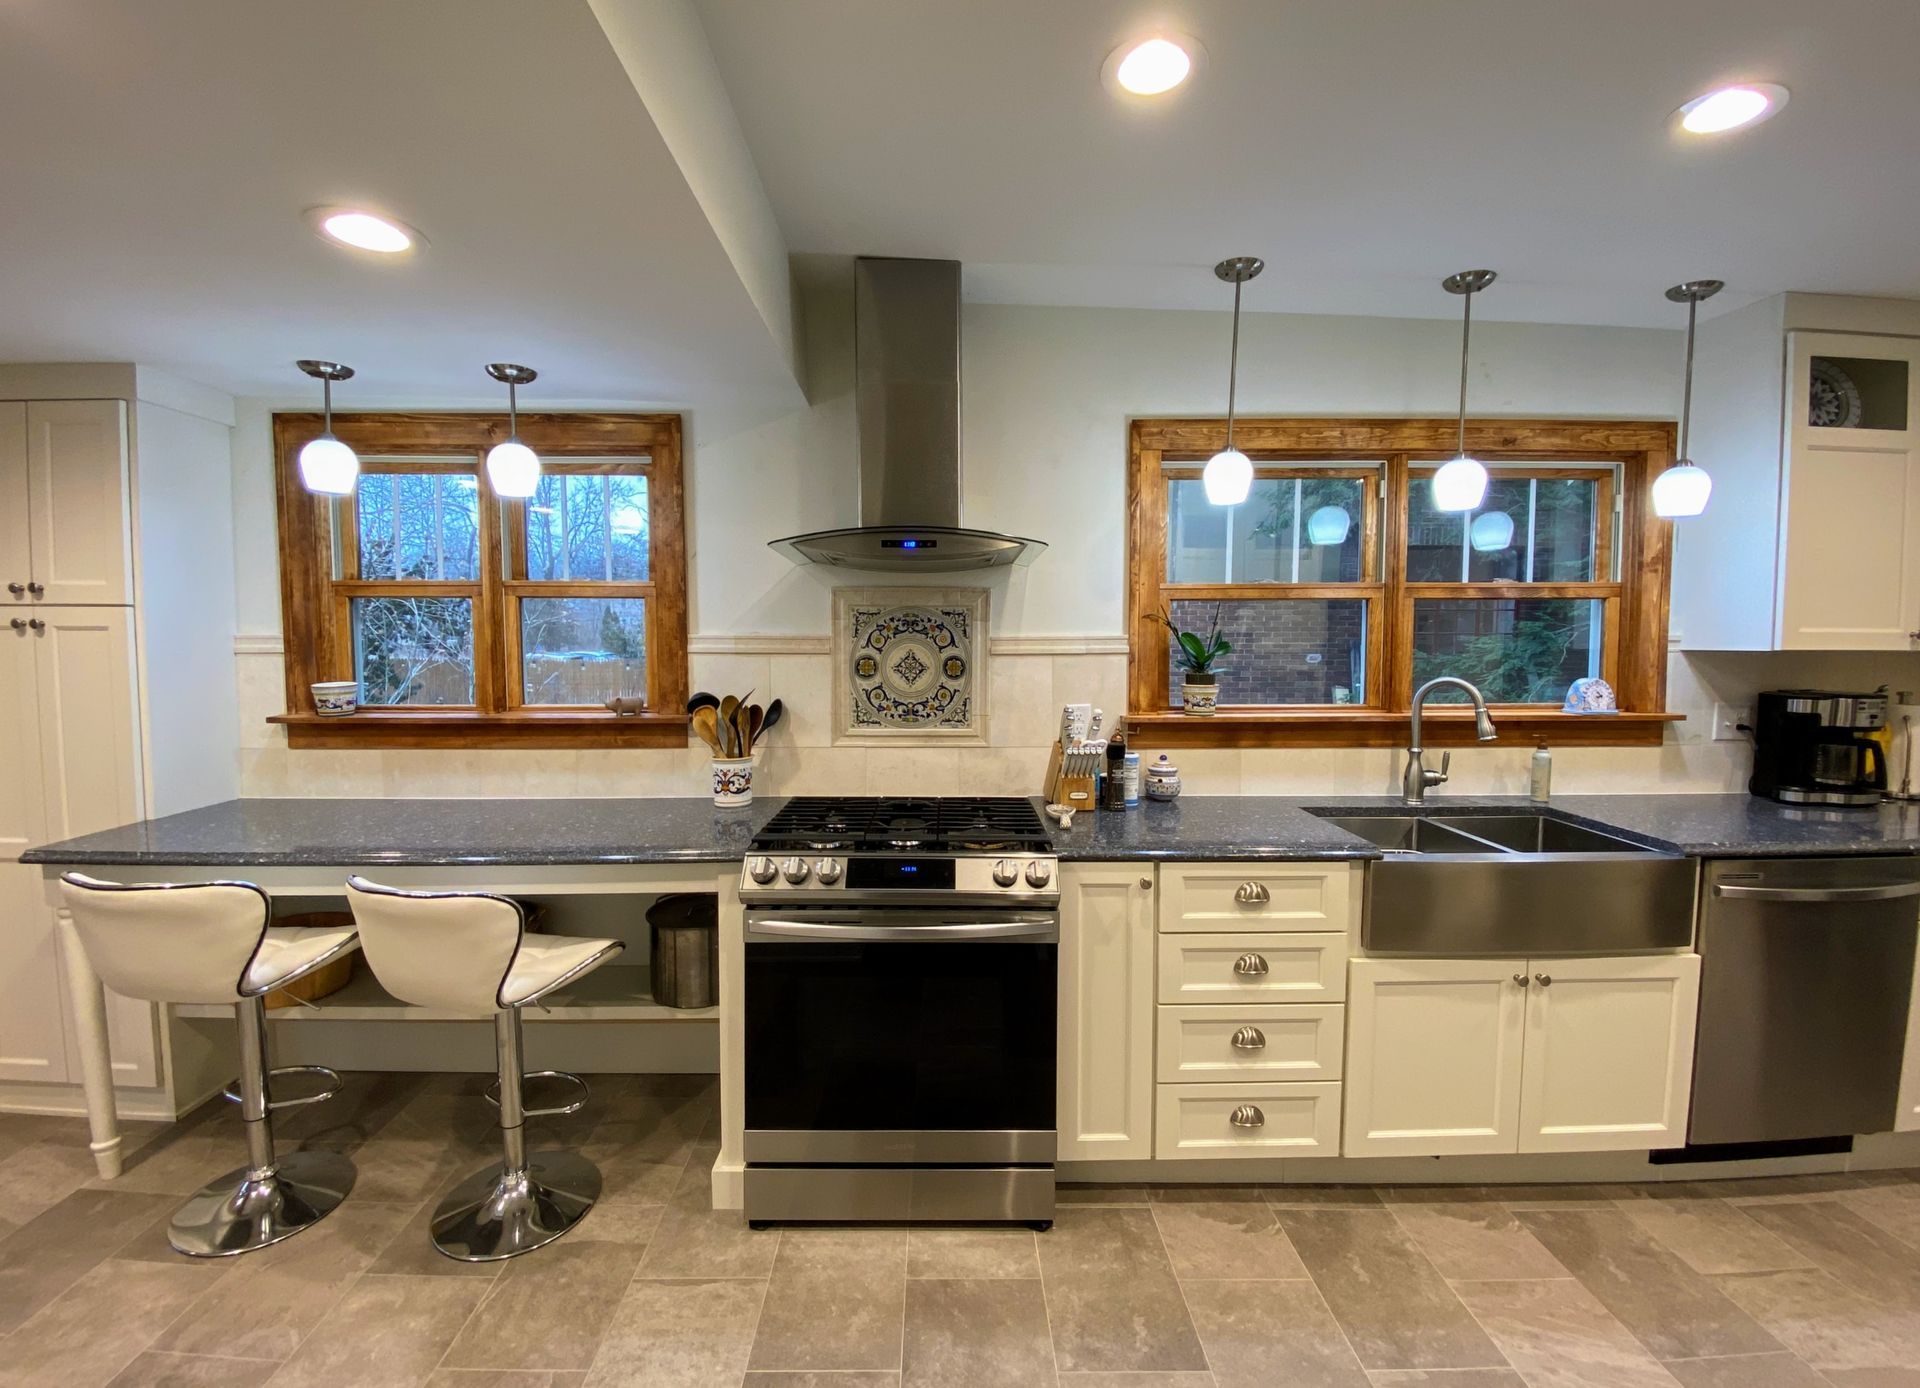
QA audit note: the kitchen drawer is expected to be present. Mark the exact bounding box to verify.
[1156,1003,1345,1084]
[1159,862,1351,934]
[1154,1080,1342,1159]
[1156,932,1348,1005]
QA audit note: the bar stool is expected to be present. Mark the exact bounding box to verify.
[344,876,624,1261]
[58,873,360,1257]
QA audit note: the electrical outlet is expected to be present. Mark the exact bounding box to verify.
[1712,703,1753,742]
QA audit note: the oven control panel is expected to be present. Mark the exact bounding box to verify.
[740,854,1058,898]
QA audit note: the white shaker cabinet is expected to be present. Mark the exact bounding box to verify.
[1057,863,1156,1161]
[5,400,132,606]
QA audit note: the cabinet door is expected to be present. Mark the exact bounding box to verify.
[1779,332,1920,649]
[1058,864,1155,1161]
[0,403,28,605]
[1518,954,1701,1153]
[1344,957,1527,1158]
[0,617,47,858]
[32,607,141,841]
[0,862,70,1084]
[1898,930,1920,1132]
[24,400,131,605]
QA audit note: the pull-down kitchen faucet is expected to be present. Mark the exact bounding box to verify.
[1404,677,1498,804]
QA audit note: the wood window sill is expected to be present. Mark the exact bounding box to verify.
[270,710,690,750]
[1125,709,1683,748]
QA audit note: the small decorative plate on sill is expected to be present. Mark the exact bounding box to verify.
[1562,677,1619,714]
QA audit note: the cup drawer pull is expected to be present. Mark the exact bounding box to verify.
[1229,1104,1265,1129]
[1233,953,1270,977]
[1234,881,1271,905]
[1230,1025,1266,1051]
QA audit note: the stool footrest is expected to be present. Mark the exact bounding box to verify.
[484,1069,590,1119]
[222,1065,344,1111]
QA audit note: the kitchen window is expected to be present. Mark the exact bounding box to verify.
[1127,417,1678,747]
[272,412,687,748]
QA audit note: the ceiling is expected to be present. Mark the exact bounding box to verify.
[0,1,800,403]
[696,0,1920,327]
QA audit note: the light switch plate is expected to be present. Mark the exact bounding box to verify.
[1712,703,1752,742]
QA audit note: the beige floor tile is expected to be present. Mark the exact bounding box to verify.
[364,1172,512,1280]
[0,1134,102,1235]
[1713,1267,1920,1377]
[0,1186,179,1333]
[906,1226,1040,1279]
[106,1351,281,1386]
[1451,1278,1680,1387]
[1365,1371,1527,1385]
[1662,1352,1830,1387]
[585,1277,767,1387]
[424,1372,587,1388]
[1380,1185,1621,1209]
[1709,1174,1876,1204]
[1741,1201,1920,1308]
[634,1143,780,1279]
[1387,1204,1569,1282]
[1266,1186,1386,1209]
[744,1374,901,1387]
[1054,1375,1214,1387]
[1617,1197,1817,1276]
[0,1257,228,1387]
[1037,1208,1207,1374]
[266,1273,488,1387]
[1838,1183,1920,1253]
[901,1277,1054,1387]
[1515,1208,1784,1359]
[748,1227,908,1372]
[1151,1200,1310,1281]
[1182,1279,1368,1388]
[1274,1209,1505,1372]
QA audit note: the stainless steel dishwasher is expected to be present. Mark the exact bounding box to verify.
[1691,856,1920,1146]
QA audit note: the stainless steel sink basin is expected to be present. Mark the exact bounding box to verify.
[1310,809,1696,956]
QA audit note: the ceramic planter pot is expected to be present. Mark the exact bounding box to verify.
[1180,672,1218,716]
[311,681,359,717]
[712,756,754,806]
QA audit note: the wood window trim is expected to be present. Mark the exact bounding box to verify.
[1128,417,1680,749]
[271,411,689,749]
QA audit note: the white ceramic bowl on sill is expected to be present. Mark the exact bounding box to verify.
[311,681,360,717]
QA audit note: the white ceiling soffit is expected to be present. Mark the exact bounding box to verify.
[696,0,1920,328]
[0,0,801,403]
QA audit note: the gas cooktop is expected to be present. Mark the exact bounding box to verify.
[751,796,1051,854]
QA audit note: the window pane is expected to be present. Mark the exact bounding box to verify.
[521,596,647,706]
[351,472,480,579]
[351,597,475,705]
[1167,475,1366,583]
[1411,598,1601,704]
[1169,599,1367,706]
[525,472,649,581]
[1530,479,1598,581]
[1407,474,1600,582]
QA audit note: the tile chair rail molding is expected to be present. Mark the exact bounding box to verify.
[56,872,361,1257]
[344,875,624,1260]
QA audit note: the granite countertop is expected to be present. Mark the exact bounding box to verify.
[21,792,1920,870]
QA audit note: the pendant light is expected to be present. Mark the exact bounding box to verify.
[1306,504,1352,546]
[484,363,541,498]
[1203,256,1263,506]
[1469,510,1515,552]
[1433,269,1497,512]
[294,360,359,496]
[1653,279,1723,518]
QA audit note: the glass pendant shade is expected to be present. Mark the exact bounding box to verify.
[1652,461,1713,518]
[298,435,359,496]
[485,440,542,498]
[1432,456,1489,512]
[1469,509,1515,552]
[1203,448,1252,505]
[1306,504,1352,546]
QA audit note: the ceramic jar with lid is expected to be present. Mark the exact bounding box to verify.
[1144,753,1181,801]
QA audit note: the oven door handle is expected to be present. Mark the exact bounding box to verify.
[745,916,1058,943]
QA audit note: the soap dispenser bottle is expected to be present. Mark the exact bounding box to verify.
[1530,743,1552,803]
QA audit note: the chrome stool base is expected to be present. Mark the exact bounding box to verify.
[168,1147,357,1258]
[430,1150,602,1261]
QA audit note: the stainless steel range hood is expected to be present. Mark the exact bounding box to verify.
[770,257,1044,572]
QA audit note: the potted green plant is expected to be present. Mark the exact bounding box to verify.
[1158,605,1231,716]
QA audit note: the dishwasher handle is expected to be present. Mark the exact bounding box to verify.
[1711,880,1920,904]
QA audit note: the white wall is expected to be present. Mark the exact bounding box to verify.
[231,287,1920,799]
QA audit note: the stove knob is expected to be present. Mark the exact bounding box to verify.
[747,856,779,885]
[1024,860,1053,889]
[814,858,843,885]
[991,858,1020,888]
[781,856,811,885]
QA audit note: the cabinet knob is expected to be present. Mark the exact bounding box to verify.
[8,618,25,633]
[1513,973,1530,987]
[1233,953,1270,977]
[1231,1025,1266,1051]
[1139,877,1153,890]
[6,582,22,597]
[25,582,43,597]
[1229,1104,1265,1129]
[1534,972,1552,987]
[1234,881,1271,905]
[25,619,44,632]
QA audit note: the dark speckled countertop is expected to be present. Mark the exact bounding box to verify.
[21,792,1920,870]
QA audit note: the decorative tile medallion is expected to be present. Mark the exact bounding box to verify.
[832,588,989,744]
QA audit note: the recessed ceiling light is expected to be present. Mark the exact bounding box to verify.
[1104,35,1200,98]
[304,205,426,255]
[1676,83,1789,134]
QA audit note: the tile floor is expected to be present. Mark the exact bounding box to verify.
[3,1074,1920,1385]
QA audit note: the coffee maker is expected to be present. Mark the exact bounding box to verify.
[1749,689,1889,806]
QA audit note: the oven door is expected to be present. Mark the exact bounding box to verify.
[743,908,1058,1164]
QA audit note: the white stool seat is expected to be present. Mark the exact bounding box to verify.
[247,923,361,996]
[502,935,623,1007]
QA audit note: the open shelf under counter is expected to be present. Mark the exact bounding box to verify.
[175,965,716,1024]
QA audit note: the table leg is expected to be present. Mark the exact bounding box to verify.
[55,905,122,1179]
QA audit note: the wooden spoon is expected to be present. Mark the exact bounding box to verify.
[735,704,756,756]
[718,695,741,756]
[690,706,724,756]
[746,703,765,753]
[761,699,784,736]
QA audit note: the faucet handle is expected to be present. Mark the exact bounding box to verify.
[1422,750,1451,788]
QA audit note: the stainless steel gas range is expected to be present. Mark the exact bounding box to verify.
[739,796,1058,1228]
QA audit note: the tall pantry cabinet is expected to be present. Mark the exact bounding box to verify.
[0,366,240,1119]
